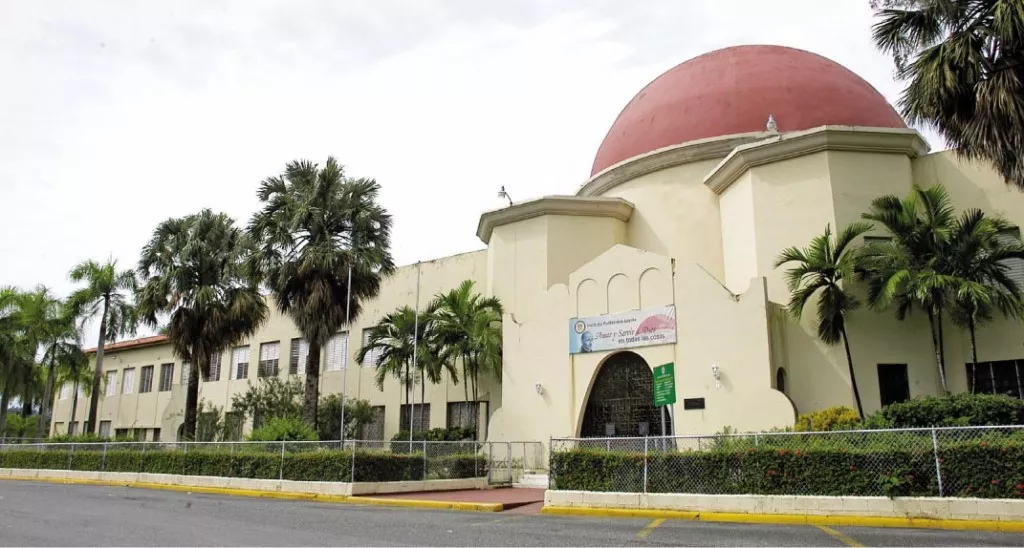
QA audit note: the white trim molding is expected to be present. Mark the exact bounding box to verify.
[703,126,931,194]
[476,196,634,244]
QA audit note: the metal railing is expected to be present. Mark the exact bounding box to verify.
[550,425,1024,498]
[0,439,546,485]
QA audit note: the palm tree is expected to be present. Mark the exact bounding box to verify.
[247,158,395,427]
[56,360,92,435]
[871,0,1024,189]
[860,184,963,394]
[137,209,269,440]
[430,280,503,406]
[0,287,33,435]
[357,306,435,431]
[66,259,139,434]
[942,210,1024,391]
[775,223,873,418]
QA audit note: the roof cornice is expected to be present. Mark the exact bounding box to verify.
[577,132,772,197]
[476,195,634,244]
[703,126,930,194]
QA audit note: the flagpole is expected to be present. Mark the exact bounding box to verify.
[409,261,421,446]
[340,262,352,447]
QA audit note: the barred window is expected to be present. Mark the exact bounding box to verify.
[446,401,479,432]
[232,346,250,380]
[159,363,174,391]
[399,403,430,433]
[139,365,154,393]
[967,359,1024,399]
[258,341,281,377]
[205,352,222,382]
[289,338,309,375]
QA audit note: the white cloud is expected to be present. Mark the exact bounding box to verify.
[0,0,937,342]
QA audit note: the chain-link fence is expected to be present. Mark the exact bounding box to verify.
[0,439,501,483]
[484,441,546,484]
[550,425,1024,498]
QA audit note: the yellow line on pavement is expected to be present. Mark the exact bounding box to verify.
[817,526,863,547]
[637,518,665,539]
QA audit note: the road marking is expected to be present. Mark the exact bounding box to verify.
[817,525,863,547]
[471,515,525,526]
[637,518,665,539]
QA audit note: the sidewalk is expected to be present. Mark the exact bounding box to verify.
[362,487,545,513]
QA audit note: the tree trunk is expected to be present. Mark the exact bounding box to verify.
[968,317,980,394]
[182,349,203,440]
[0,388,9,438]
[927,307,949,395]
[17,393,30,438]
[70,381,80,435]
[86,297,110,434]
[38,354,56,438]
[839,327,866,417]
[302,340,322,427]
[420,372,425,432]
[461,356,469,405]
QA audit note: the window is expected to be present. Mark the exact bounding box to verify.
[967,359,1024,399]
[139,365,154,393]
[181,362,190,386]
[115,428,129,438]
[159,363,174,391]
[68,422,78,436]
[105,371,117,396]
[133,428,145,441]
[775,367,787,395]
[204,352,222,382]
[362,406,385,442]
[399,403,430,433]
[152,428,161,442]
[998,228,1024,290]
[258,341,281,377]
[232,346,250,380]
[361,329,381,366]
[877,364,910,407]
[122,368,135,395]
[99,421,111,438]
[325,332,348,371]
[224,411,244,441]
[447,402,479,432]
[59,383,71,400]
[54,423,63,435]
[289,338,309,375]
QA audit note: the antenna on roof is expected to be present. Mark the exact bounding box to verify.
[498,186,513,207]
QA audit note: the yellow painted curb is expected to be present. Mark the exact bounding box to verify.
[541,506,1024,533]
[1,475,501,512]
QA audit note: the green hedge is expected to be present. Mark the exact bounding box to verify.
[865,393,1024,429]
[0,448,487,483]
[551,439,1024,498]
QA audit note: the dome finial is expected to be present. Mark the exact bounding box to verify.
[766,113,778,132]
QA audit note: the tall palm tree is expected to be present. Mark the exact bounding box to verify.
[860,184,963,394]
[0,287,33,435]
[247,158,395,427]
[430,280,503,406]
[66,259,139,434]
[357,306,436,430]
[942,209,1024,390]
[137,209,269,440]
[871,0,1024,189]
[775,223,873,418]
[56,362,92,436]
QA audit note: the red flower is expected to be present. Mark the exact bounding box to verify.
[1017,484,1023,490]
[849,465,855,471]
[907,474,914,480]
[768,470,777,476]
[794,450,801,456]
[992,480,999,485]
[980,442,988,447]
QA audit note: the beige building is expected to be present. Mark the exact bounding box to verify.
[51,45,1024,444]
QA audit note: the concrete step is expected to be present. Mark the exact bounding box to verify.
[513,473,549,488]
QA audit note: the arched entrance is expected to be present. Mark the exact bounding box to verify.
[580,351,672,438]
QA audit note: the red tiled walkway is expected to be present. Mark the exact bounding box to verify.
[364,487,545,511]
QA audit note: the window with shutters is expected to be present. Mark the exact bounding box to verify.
[361,329,382,366]
[399,403,430,432]
[105,371,117,396]
[232,346,250,380]
[205,352,222,382]
[139,365,154,393]
[289,338,309,375]
[967,359,1024,399]
[159,363,174,391]
[998,229,1024,290]
[325,332,349,371]
[122,368,135,395]
[258,341,281,377]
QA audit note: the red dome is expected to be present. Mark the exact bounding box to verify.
[591,45,907,175]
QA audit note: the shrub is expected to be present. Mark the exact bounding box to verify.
[794,406,861,432]
[866,393,1024,429]
[248,418,318,442]
[391,427,475,443]
[0,447,487,483]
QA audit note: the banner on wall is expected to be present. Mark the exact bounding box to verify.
[568,305,676,354]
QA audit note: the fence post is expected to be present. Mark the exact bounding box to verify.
[101,442,108,472]
[350,440,357,483]
[67,443,74,471]
[643,437,649,494]
[487,442,493,484]
[930,428,944,497]
[422,439,428,481]
[754,432,760,448]
[506,441,512,483]
[140,442,146,473]
[279,442,285,481]
[547,438,552,489]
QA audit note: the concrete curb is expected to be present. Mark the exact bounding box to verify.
[1,476,503,513]
[540,505,1024,533]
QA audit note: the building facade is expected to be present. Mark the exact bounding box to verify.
[51,45,1024,443]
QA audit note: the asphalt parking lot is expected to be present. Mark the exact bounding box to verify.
[1,481,1022,546]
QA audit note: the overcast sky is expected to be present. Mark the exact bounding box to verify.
[1,0,938,342]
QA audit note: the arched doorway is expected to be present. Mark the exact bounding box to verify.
[580,351,672,438]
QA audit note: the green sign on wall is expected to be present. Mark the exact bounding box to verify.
[653,362,676,406]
